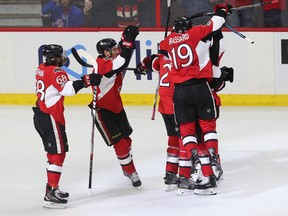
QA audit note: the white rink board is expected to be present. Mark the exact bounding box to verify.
[0,31,287,94]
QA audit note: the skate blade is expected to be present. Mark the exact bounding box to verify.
[131,185,142,191]
[216,176,224,185]
[165,184,178,192]
[177,188,194,196]
[42,201,67,209]
[194,188,217,196]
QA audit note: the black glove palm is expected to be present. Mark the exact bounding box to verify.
[122,25,139,42]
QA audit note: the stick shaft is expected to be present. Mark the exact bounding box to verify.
[88,86,97,196]
[191,1,272,18]
[224,24,254,43]
[164,0,172,38]
[231,1,272,11]
[151,80,159,120]
[72,47,98,196]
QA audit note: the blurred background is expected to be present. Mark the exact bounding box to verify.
[0,0,287,28]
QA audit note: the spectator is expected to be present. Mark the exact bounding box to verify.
[41,0,84,27]
[116,0,139,27]
[84,0,156,27]
[224,0,254,27]
[262,0,286,27]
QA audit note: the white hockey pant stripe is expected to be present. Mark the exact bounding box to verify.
[179,159,192,168]
[118,154,133,166]
[166,155,179,164]
[46,163,62,174]
[182,135,197,146]
[204,132,218,142]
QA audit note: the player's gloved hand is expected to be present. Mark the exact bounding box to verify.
[81,73,102,87]
[221,66,234,83]
[214,3,233,18]
[121,25,139,49]
[134,57,151,75]
[122,25,139,42]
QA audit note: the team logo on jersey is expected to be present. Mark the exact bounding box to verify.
[54,68,63,73]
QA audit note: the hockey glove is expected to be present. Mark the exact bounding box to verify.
[221,66,234,83]
[81,73,102,87]
[214,4,233,18]
[134,57,151,75]
[121,25,139,49]
[122,25,139,42]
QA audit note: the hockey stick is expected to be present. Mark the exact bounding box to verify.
[151,71,160,120]
[231,1,272,11]
[71,49,136,71]
[71,48,97,196]
[151,0,172,120]
[164,0,173,38]
[190,1,272,18]
[224,23,254,44]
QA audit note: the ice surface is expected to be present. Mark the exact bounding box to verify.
[0,105,288,216]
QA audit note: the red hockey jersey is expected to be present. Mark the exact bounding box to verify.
[35,63,75,125]
[159,16,225,84]
[152,54,174,115]
[94,56,124,113]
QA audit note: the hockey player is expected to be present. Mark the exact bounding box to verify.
[192,27,234,185]
[89,25,142,189]
[134,54,194,196]
[159,4,233,195]
[33,44,102,208]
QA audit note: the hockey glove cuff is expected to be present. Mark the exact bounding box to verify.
[81,73,102,87]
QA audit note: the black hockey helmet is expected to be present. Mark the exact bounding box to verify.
[173,16,193,33]
[96,38,117,55]
[42,44,67,65]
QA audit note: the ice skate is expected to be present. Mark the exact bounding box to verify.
[191,161,203,185]
[43,187,68,209]
[164,171,179,192]
[194,175,217,195]
[46,183,69,199]
[177,176,194,196]
[124,171,142,190]
[211,156,224,183]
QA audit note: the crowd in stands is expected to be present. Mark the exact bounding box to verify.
[40,0,287,28]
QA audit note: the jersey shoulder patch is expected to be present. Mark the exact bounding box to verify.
[53,67,63,73]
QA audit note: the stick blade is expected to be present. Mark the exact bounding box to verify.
[71,48,93,68]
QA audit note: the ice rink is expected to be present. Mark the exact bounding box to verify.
[1,105,288,216]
